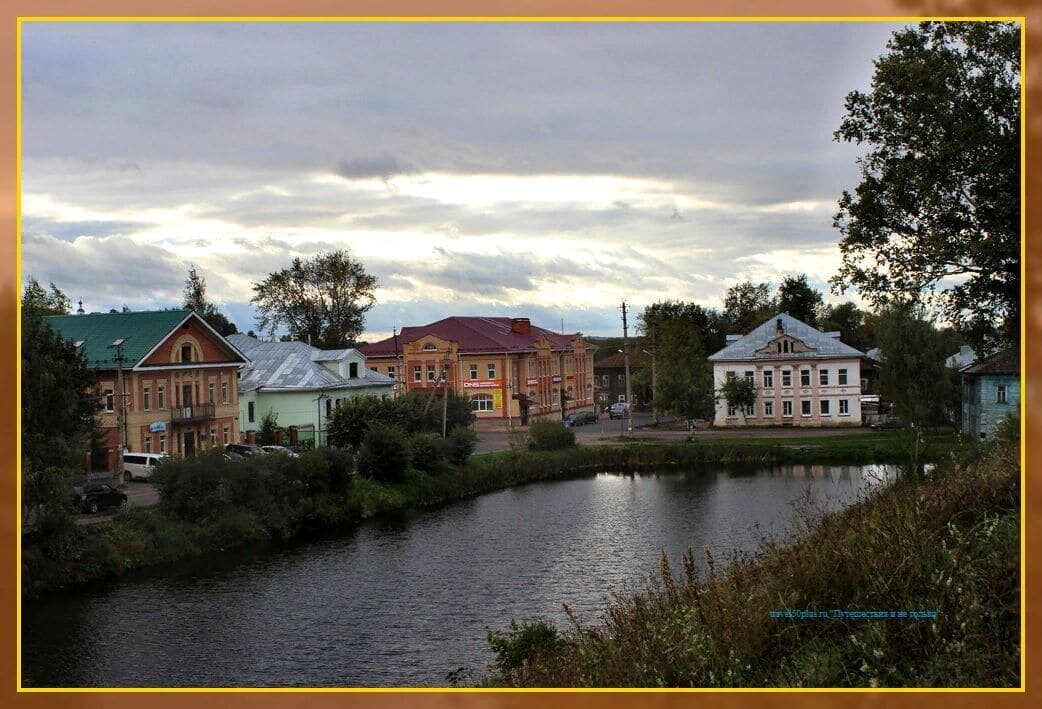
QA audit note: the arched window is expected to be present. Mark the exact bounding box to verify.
[422,342,438,352]
[471,394,494,412]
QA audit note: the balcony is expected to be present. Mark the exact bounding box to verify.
[170,403,216,424]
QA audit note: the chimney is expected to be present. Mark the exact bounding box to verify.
[510,318,532,336]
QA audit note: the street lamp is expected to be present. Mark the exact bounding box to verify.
[108,338,129,475]
[643,348,658,426]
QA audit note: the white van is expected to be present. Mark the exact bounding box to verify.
[122,452,167,482]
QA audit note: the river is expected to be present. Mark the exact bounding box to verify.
[22,463,893,688]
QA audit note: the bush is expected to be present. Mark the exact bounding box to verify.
[488,619,564,677]
[528,420,576,451]
[408,433,445,474]
[357,423,411,483]
[444,426,478,465]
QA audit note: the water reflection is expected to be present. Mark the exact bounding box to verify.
[23,463,896,688]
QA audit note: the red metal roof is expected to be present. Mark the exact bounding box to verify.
[964,348,1020,376]
[359,317,581,356]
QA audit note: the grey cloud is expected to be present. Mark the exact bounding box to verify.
[335,155,416,180]
[22,218,146,241]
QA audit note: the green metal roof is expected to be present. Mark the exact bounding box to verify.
[45,309,195,370]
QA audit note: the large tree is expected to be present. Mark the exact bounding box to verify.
[776,274,824,326]
[832,21,1020,350]
[251,250,377,349]
[22,277,71,316]
[640,301,722,421]
[183,266,238,336]
[721,281,776,335]
[818,301,878,354]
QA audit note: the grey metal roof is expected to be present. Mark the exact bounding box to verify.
[228,334,394,393]
[708,313,866,362]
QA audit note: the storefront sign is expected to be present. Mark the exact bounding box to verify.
[526,378,538,385]
[552,375,562,383]
[463,379,502,389]
[149,421,167,433]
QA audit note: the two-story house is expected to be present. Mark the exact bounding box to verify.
[46,309,250,470]
[708,313,865,427]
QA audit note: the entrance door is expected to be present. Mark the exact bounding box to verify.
[184,431,196,457]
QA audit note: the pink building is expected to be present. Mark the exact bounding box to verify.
[709,313,865,427]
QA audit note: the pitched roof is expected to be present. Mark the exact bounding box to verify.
[228,334,394,393]
[359,316,581,357]
[708,312,865,362]
[594,350,643,370]
[963,348,1019,376]
[45,309,231,369]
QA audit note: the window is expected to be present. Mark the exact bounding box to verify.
[782,370,792,387]
[552,389,560,404]
[387,365,396,379]
[325,399,332,416]
[248,401,255,423]
[470,364,478,379]
[744,370,754,383]
[159,435,166,453]
[145,437,152,453]
[617,374,625,385]
[743,404,754,417]
[801,400,811,416]
[181,344,192,363]
[210,428,217,445]
[422,342,437,352]
[223,426,230,444]
[838,368,848,385]
[413,365,422,382]
[143,386,151,411]
[221,381,229,404]
[839,399,849,415]
[488,363,497,379]
[726,370,736,381]
[158,386,166,409]
[783,401,793,417]
[618,394,626,402]
[996,385,1008,404]
[103,389,114,412]
[727,403,737,417]
[427,364,436,381]
[208,382,216,403]
[472,394,494,412]
[800,370,811,387]
[819,370,829,386]
[820,400,831,415]
[764,400,774,417]
[763,370,773,388]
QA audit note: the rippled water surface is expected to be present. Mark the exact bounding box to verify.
[23,464,892,687]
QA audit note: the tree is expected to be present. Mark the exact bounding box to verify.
[876,301,961,476]
[832,21,1020,351]
[717,375,758,424]
[721,281,776,335]
[639,302,723,422]
[251,250,376,349]
[819,301,878,354]
[776,274,823,326]
[22,277,71,316]
[183,266,238,336]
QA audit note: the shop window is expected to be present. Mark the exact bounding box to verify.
[472,394,494,412]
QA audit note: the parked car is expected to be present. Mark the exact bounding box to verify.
[71,483,128,514]
[871,418,906,431]
[121,451,167,482]
[261,445,299,458]
[564,410,598,426]
[608,402,630,419]
[225,443,266,458]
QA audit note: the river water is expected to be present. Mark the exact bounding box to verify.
[22,463,893,688]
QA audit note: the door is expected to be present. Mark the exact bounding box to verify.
[182,384,193,417]
[184,431,196,457]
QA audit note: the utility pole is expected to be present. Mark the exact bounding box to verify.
[621,301,632,433]
[109,338,129,474]
[649,323,658,426]
[441,360,450,438]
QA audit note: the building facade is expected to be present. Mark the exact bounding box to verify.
[708,313,865,427]
[359,317,595,424]
[593,350,643,411]
[46,310,249,469]
[961,349,1019,439]
[228,334,394,446]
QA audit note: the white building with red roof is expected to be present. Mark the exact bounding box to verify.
[359,317,595,425]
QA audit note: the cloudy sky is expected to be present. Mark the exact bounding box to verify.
[21,20,907,340]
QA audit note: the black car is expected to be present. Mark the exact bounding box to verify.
[72,483,128,514]
[564,411,598,427]
[871,418,906,431]
[225,443,266,458]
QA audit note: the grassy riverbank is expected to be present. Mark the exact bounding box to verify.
[22,432,955,598]
[482,437,1020,688]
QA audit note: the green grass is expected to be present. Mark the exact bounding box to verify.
[482,438,1020,688]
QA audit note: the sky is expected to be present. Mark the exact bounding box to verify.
[20,20,908,341]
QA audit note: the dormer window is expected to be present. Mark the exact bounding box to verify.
[349,362,358,378]
[181,344,192,363]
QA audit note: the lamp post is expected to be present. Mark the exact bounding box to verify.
[109,338,128,476]
[643,348,658,426]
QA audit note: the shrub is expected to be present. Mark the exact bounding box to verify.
[444,426,478,465]
[488,619,564,677]
[508,427,531,456]
[409,432,445,474]
[357,423,411,483]
[528,420,576,451]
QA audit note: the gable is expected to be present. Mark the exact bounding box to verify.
[139,313,247,368]
[757,335,815,356]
